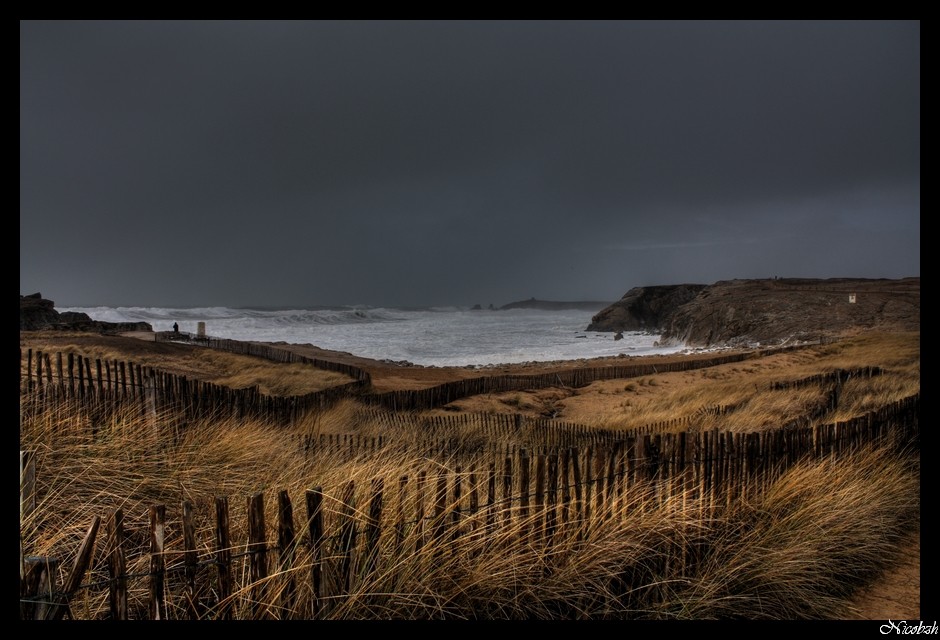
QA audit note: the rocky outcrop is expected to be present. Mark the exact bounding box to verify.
[20,293,60,330]
[660,278,920,347]
[20,293,153,333]
[589,278,920,347]
[586,285,707,332]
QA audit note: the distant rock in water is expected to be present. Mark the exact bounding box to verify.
[499,298,611,311]
[589,278,920,347]
[20,293,153,333]
[587,285,707,333]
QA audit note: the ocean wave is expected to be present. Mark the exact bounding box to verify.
[64,305,408,326]
[56,306,686,366]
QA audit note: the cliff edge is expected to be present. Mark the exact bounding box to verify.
[586,285,707,332]
[589,278,920,347]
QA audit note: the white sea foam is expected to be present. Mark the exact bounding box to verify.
[60,305,688,367]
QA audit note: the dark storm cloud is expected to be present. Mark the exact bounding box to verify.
[20,20,919,307]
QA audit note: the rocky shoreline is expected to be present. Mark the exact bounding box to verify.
[19,293,152,334]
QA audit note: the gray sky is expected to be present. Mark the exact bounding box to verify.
[20,20,920,308]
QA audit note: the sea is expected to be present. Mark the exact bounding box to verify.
[60,305,690,368]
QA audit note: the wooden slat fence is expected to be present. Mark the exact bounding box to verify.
[19,393,919,619]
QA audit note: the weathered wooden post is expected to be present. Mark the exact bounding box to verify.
[247,492,269,618]
[365,478,384,579]
[277,490,297,618]
[26,349,33,392]
[603,445,616,519]
[20,450,36,523]
[395,475,408,554]
[414,471,427,553]
[451,467,463,542]
[502,456,513,528]
[433,471,447,546]
[214,496,233,620]
[149,505,166,620]
[486,462,497,532]
[57,352,64,393]
[35,350,43,393]
[519,449,531,540]
[305,488,324,619]
[570,447,583,537]
[22,556,59,620]
[534,453,546,540]
[583,447,593,535]
[33,516,95,619]
[107,509,128,620]
[468,468,479,536]
[546,453,558,543]
[561,449,572,526]
[339,481,357,596]
[182,501,199,619]
[84,357,93,399]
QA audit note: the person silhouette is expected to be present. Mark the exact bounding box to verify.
[173,322,179,334]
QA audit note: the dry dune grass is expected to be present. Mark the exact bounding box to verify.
[19,397,918,620]
[448,332,919,434]
[19,330,919,619]
[19,331,353,395]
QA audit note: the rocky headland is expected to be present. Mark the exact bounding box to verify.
[20,293,152,333]
[589,278,920,347]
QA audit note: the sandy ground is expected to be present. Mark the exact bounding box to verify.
[845,533,921,620]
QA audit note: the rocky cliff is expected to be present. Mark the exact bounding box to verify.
[589,278,920,347]
[586,285,707,332]
[20,293,152,333]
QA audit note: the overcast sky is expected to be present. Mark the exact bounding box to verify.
[20,20,920,308]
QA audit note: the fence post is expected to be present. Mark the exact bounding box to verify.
[502,456,513,528]
[84,358,94,399]
[182,501,199,619]
[468,468,479,536]
[22,556,59,620]
[247,492,268,618]
[214,496,233,620]
[277,490,297,618]
[451,467,462,542]
[519,450,530,540]
[395,475,408,555]
[534,453,545,540]
[339,480,357,596]
[25,348,32,391]
[560,449,571,526]
[45,515,100,620]
[305,488,324,619]
[486,462,497,532]
[433,471,448,546]
[365,478,384,580]
[20,450,36,523]
[108,509,128,620]
[583,447,593,535]
[149,505,166,620]
[546,453,558,543]
[414,471,427,553]
[570,447,583,537]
